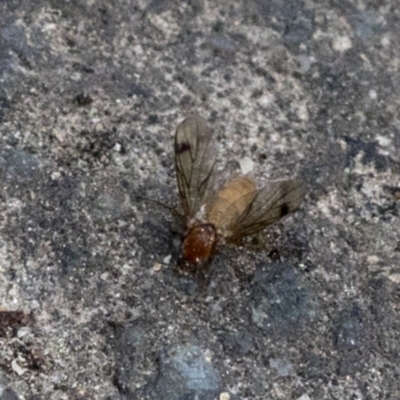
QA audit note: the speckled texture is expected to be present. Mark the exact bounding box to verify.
[0,1,399,399]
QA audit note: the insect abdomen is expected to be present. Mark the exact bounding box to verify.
[207,176,256,232]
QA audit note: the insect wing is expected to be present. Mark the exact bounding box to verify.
[175,115,217,217]
[226,179,306,242]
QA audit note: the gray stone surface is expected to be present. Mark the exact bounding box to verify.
[0,1,399,399]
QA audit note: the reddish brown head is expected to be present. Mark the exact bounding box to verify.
[181,223,217,266]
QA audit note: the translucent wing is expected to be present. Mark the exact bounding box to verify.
[175,115,217,217]
[225,179,306,242]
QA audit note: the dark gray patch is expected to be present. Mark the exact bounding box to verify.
[299,353,332,380]
[219,330,253,356]
[0,149,40,183]
[127,82,154,98]
[0,87,10,122]
[161,269,199,296]
[283,10,315,47]
[1,24,33,61]
[145,344,221,400]
[57,242,91,276]
[251,0,315,47]
[208,34,236,58]
[332,305,371,376]
[269,357,295,377]
[344,136,377,165]
[251,263,317,334]
[136,214,180,268]
[350,11,385,41]
[111,320,153,395]
[1,388,21,400]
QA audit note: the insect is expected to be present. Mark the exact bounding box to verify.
[174,115,306,270]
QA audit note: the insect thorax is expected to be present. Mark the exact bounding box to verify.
[182,223,217,266]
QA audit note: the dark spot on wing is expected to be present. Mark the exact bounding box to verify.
[175,142,191,154]
[280,203,290,217]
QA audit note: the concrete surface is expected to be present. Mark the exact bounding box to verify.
[0,1,399,399]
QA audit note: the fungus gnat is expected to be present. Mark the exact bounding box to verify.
[174,115,306,270]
